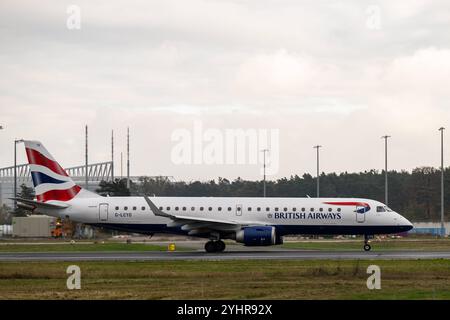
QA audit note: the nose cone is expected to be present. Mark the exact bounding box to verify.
[404,218,414,231]
[397,213,414,232]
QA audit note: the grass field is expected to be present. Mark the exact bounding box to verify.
[0,259,449,299]
[0,238,449,252]
[281,238,450,251]
[0,242,169,252]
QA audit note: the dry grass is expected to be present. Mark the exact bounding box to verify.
[0,259,450,299]
[0,243,168,252]
[282,238,450,251]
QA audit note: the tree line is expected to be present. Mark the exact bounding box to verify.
[96,166,450,222]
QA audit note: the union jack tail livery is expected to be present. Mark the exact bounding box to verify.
[24,140,97,202]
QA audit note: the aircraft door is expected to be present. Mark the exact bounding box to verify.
[236,204,242,216]
[355,206,365,223]
[99,203,109,222]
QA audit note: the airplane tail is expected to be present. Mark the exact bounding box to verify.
[23,140,100,202]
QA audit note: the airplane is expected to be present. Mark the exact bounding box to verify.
[13,140,414,253]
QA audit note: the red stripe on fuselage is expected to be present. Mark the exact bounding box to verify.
[25,148,68,177]
[36,185,81,202]
[324,201,369,207]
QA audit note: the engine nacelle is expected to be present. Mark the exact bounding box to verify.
[235,226,282,246]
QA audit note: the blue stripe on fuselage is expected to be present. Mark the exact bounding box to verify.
[89,223,413,237]
[31,171,67,187]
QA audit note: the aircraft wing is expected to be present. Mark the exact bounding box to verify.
[143,196,266,234]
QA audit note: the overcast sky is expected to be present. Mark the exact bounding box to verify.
[1,0,449,181]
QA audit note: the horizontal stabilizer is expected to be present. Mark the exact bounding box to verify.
[9,198,69,209]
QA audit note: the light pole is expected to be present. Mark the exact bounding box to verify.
[261,149,269,197]
[439,127,445,235]
[111,130,114,181]
[381,135,391,206]
[127,127,130,189]
[313,145,322,198]
[14,139,24,210]
[120,152,123,179]
[85,125,88,189]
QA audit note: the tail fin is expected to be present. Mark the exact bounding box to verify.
[24,140,99,202]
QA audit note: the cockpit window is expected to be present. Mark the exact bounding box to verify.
[385,206,393,212]
[376,206,386,212]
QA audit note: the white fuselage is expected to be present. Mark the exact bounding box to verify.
[40,196,413,238]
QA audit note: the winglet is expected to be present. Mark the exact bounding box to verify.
[144,196,172,218]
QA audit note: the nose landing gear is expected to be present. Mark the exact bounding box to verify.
[363,235,372,251]
[205,240,226,253]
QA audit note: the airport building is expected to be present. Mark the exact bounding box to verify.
[9,215,95,238]
[12,215,56,237]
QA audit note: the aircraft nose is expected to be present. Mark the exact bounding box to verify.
[406,218,414,231]
[393,212,413,231]
[399,214,414,231]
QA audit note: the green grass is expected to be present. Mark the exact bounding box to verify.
[0,259,450,299]
[282,239,450,251]
[0,243,169,252]
[1,238,449,252]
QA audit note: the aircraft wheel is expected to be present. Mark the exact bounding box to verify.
[364,244,371,251]
[215,240,226,252]
[205,241,216,253]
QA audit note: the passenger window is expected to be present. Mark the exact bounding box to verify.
[377,206,386,212]
[337,208,341,212]
[248,207,252,211]
[115,206,119,210]
[208,207,212,211]
[141,206,145,211]
[166,207,170,211]
[310,208,314,212]
[191,207,195,211]
[124,206,128,211]
[266,207,270,211]
[275,207,279,211]
[175,207,179,211]
[283,207,288,212]
[257,207,261,212]
[293,207,296,211]
[182,207,186,211]
[159,206,163,210]
[319,208,323,212]
[301,208,305,212]
[200,207,204,211]
[218,207,222,211]
[228,207,232,211]
[133,206,137,210]
[237,207,241,211]
[328,208,332,212]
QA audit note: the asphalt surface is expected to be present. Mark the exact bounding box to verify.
[1,250,450,261]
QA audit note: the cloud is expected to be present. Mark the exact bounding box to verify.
[382,47,450,97]
[235,49,318,96]
[0,1,449,180]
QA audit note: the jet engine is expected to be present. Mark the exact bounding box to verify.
[235,226,282,246]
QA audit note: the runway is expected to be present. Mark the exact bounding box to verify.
[1,250,450,262]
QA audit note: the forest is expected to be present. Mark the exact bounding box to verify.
[95,166,450,222]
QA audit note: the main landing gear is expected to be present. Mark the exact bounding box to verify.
[205,240,226,253]
[363,235,372,251]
